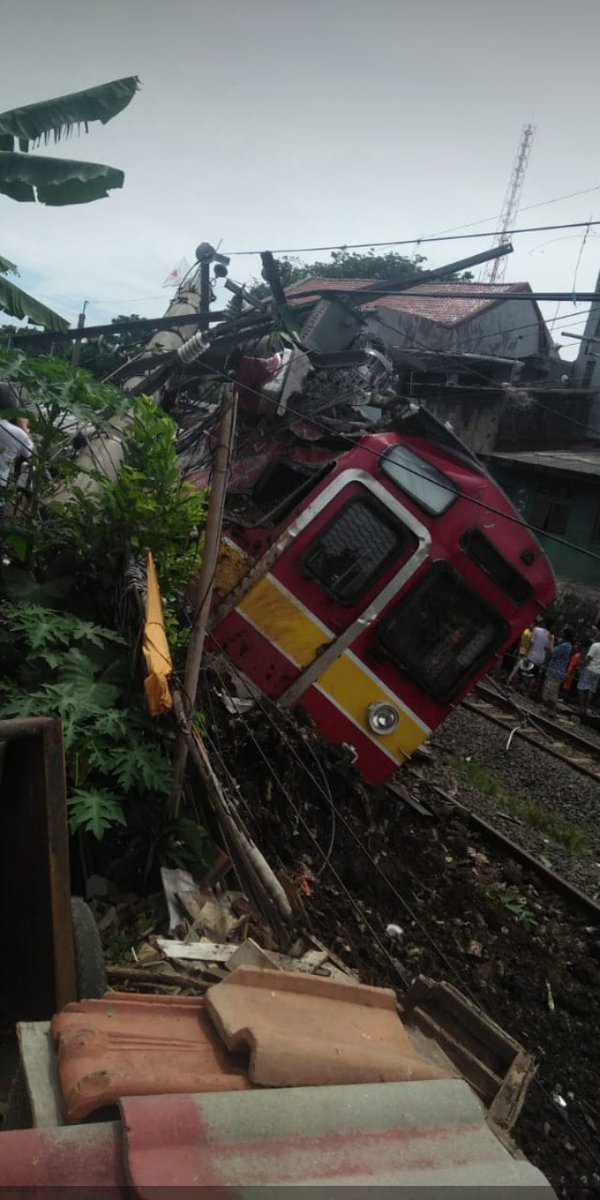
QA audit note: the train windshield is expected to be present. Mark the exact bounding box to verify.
[302,495,411,605]
[380,444,458,515]
[460,528,532,604]
[376,563,507,702]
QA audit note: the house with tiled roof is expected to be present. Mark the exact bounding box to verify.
[285,277,557,362]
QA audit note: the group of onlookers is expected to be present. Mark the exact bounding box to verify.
[503,619,600,717]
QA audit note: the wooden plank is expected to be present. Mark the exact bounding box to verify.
[488,1049,538,1132]
[106,964,208,990]
[157,938,237,963]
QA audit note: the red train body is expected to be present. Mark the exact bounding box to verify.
[210,417,555,785]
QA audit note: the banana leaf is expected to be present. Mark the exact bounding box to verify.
[0,77,140,150]
[0,254,17,274]
[0,272,68,330]
[0,152,124,204]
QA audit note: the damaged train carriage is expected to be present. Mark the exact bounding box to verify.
[183,348,555,786]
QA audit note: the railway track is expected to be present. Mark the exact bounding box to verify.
[462,680,600,784]
[407,769,600,923]
[402,679,600,924]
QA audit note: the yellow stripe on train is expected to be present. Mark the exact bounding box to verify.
[238,575,429,765]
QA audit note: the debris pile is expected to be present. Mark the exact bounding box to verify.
[94,862,357,998]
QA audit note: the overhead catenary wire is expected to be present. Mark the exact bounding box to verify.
[224,217,600,257]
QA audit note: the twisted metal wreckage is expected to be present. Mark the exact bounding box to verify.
[7,241,557,918]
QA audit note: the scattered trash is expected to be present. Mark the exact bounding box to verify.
[217,691,255,716]
[552,1091,568,1110]
[386,924,404,940]
[157,938,237,964]
[160,867,200,932]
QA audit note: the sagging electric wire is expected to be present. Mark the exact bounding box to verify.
[224,218,600,257]
[207,645,470,981]
[203,644,600,1169]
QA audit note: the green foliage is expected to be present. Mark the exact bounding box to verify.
[0,268,68,331]
[489,888,537,927]
[0,76,139,204]
[0,76,138,326]
[68,790,126,840]
[0,602,172,840]
[449,755,585,853]
[0,353,210,865]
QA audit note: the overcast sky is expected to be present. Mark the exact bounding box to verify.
[3,0,600,355]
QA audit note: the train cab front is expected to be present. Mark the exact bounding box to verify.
[210,415,555,786]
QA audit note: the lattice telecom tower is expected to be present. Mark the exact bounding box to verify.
[485,123,536,284]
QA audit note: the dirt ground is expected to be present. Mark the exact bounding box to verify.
[204,697,600,1198]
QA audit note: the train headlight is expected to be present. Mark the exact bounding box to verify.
[367,701,400,735]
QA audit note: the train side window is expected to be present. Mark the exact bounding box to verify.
[302,495,411,605]
[376,563,507,703]
[460,528,532,604]
[380,444,458,515]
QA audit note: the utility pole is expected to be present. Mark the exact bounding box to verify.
[71,300,88,366]
[485,124,536,285]
[169,382,238,817]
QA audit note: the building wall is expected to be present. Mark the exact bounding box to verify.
[366,297,551,359]
[414,390,504,455]
[496,391,592,451]
[491,464,600,587]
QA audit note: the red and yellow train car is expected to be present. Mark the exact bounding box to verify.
[209,413,555,785]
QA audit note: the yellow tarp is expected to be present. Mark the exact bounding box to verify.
[143,551,173,716]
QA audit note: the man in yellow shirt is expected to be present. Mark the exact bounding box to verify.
[507,625,532,686]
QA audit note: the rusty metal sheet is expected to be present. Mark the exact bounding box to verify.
[0,717,76,1017]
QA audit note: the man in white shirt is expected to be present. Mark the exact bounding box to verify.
[523,619,553,695]
[577,639,600,715]
[0,418,33,486]
[0,383,33,506]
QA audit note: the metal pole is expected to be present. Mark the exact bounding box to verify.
[71,301,87,366]
[169,383,238,816]
[199,261,211,332]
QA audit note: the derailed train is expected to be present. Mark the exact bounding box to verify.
[199,368,555,785]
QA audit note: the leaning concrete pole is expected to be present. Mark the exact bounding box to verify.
[58,271,203,496]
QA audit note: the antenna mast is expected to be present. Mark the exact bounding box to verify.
[485,123,536,284]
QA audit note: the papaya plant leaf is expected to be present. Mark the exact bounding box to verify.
[67,789,126,840]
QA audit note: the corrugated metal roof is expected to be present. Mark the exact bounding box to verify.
[123,1082,555,1191]
[490,448,600,478]
[286,278,527,326]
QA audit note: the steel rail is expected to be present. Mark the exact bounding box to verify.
[408,773,600,922]
[461,682,600,784]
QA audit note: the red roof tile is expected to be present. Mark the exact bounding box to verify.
[51,993,251,1124]
[285,278,528,327]
[205,966,453,1088]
